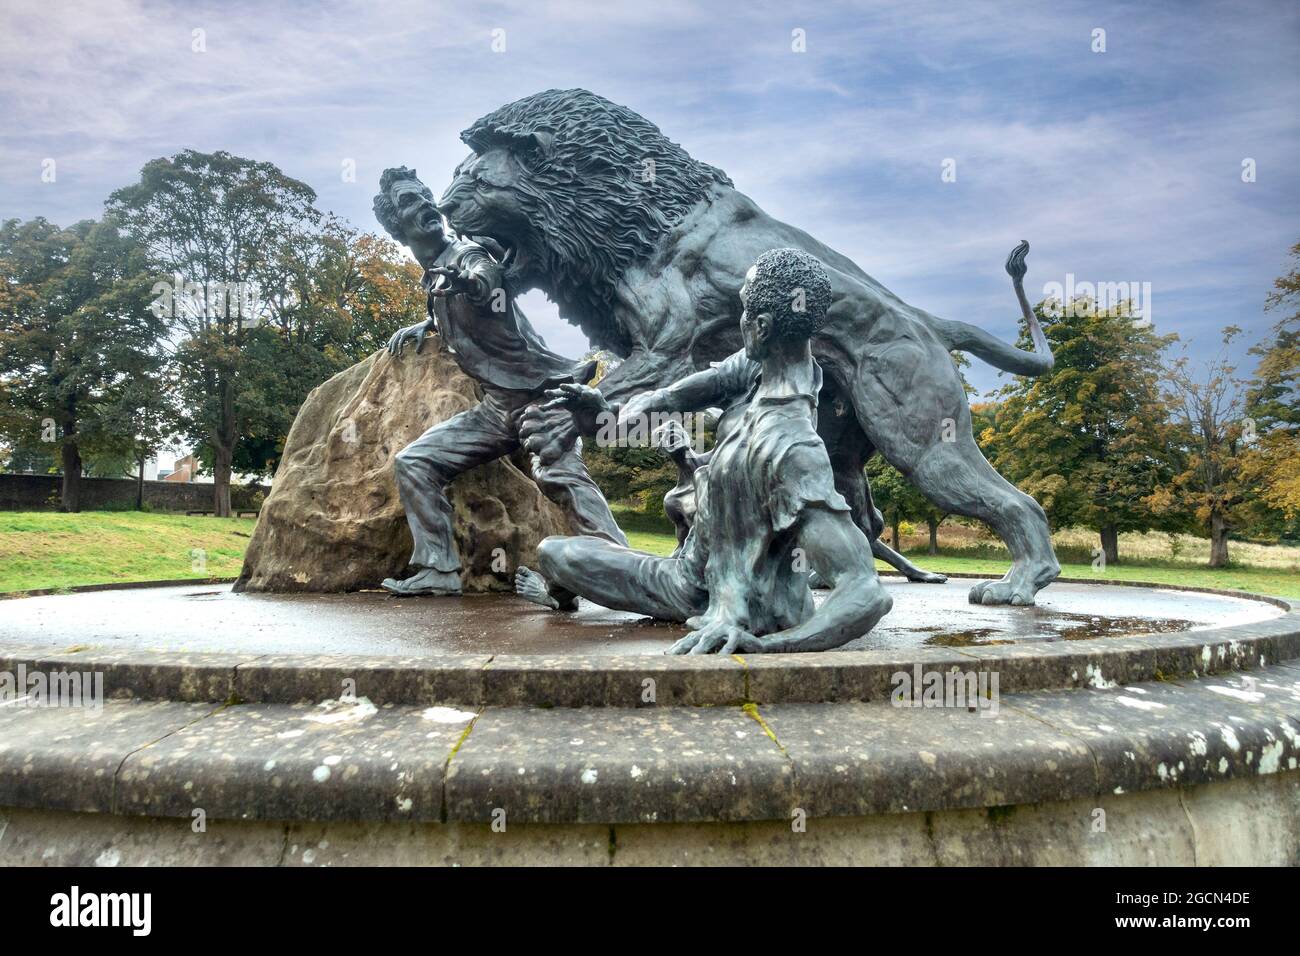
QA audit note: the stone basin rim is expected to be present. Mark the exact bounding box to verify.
[2,663,1299,828]
[1,570,1292,604]
[2,580,1295,707]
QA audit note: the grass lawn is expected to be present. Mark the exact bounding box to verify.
[615,509,1300,599]
[2,508,1297,600]
[879,553,1300,598]
[0,511,257,594]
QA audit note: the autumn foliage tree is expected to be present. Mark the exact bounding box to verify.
[1148,330,1255,567]
[230,218,424,479]
[1240,241,1300,533]
[981,297,1178,564]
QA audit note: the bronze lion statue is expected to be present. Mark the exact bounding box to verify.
[433,89,1059,605]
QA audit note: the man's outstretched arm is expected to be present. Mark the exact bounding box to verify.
[613,360,733,426]
[533,347,752,439]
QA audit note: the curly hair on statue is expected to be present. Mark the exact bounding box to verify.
[460,89,732,334]
[745,248,833,341]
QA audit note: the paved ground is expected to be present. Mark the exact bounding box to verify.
[0,578,1281,657]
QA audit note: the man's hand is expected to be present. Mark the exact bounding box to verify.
[667,621,763,655]
[617,388,666,431]
[540,383,614,436]
[518,404,581,466]
[425,265,485,300]
[387,318,436,356]
[654,419,691,459]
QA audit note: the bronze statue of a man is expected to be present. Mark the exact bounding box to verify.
[373,167,626,595]
[518,248,893,654]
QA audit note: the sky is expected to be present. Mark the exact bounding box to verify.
[1,0,1297,396]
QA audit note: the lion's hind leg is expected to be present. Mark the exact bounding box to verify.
[904,437,1059,605]
[848,324,1058,605]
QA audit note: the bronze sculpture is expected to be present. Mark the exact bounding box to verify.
[438,89,1059,606]
[373,166,626,596]
[518,249,893,653]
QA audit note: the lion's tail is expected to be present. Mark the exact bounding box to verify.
[934,240,1054,377]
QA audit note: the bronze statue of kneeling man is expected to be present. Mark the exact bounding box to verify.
[516,248,893,654]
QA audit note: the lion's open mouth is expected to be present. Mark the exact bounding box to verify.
[442,210,536,287]
[477,235,533,284]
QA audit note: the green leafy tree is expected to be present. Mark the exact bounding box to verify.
[580,352,671,512]
[0,217,163,510]
[981,297,1179,564]
[108,150,322,515]
[88,360,180,508]
[1240,241,1300,534]
[865,457,930,550]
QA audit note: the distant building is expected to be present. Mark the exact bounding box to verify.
[163,454,198,483]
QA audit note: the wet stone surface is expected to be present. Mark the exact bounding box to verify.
[0,579,1283,658]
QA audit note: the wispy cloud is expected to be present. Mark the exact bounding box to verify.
[1,0,1296,389]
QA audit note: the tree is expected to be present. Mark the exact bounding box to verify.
[89,360,180,509]
[858,354,975,553]
[230,220,424,479]
[866,457,930,550]
[981,297,1178,564]
[1240,241,1300,533]
[312,225,427,364]
[108,150,321,515]
[0,217,163,511]
[1149,330,1254,567]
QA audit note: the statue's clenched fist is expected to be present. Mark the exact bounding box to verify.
[518,403,580,466]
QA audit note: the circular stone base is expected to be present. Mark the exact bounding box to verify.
[5,770,1299,866]
[0,578,1283,657]
[2,580,1297,866]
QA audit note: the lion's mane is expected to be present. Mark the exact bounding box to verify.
[461,89,732,349]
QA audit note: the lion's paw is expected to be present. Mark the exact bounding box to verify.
[968,579,1036,607]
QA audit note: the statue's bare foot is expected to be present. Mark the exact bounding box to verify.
[514,566,577,611]
[381,568,462,597]
[907,568,948,584]
[870,539,947,584]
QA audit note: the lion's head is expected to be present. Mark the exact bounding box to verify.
[438,89,731,350]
